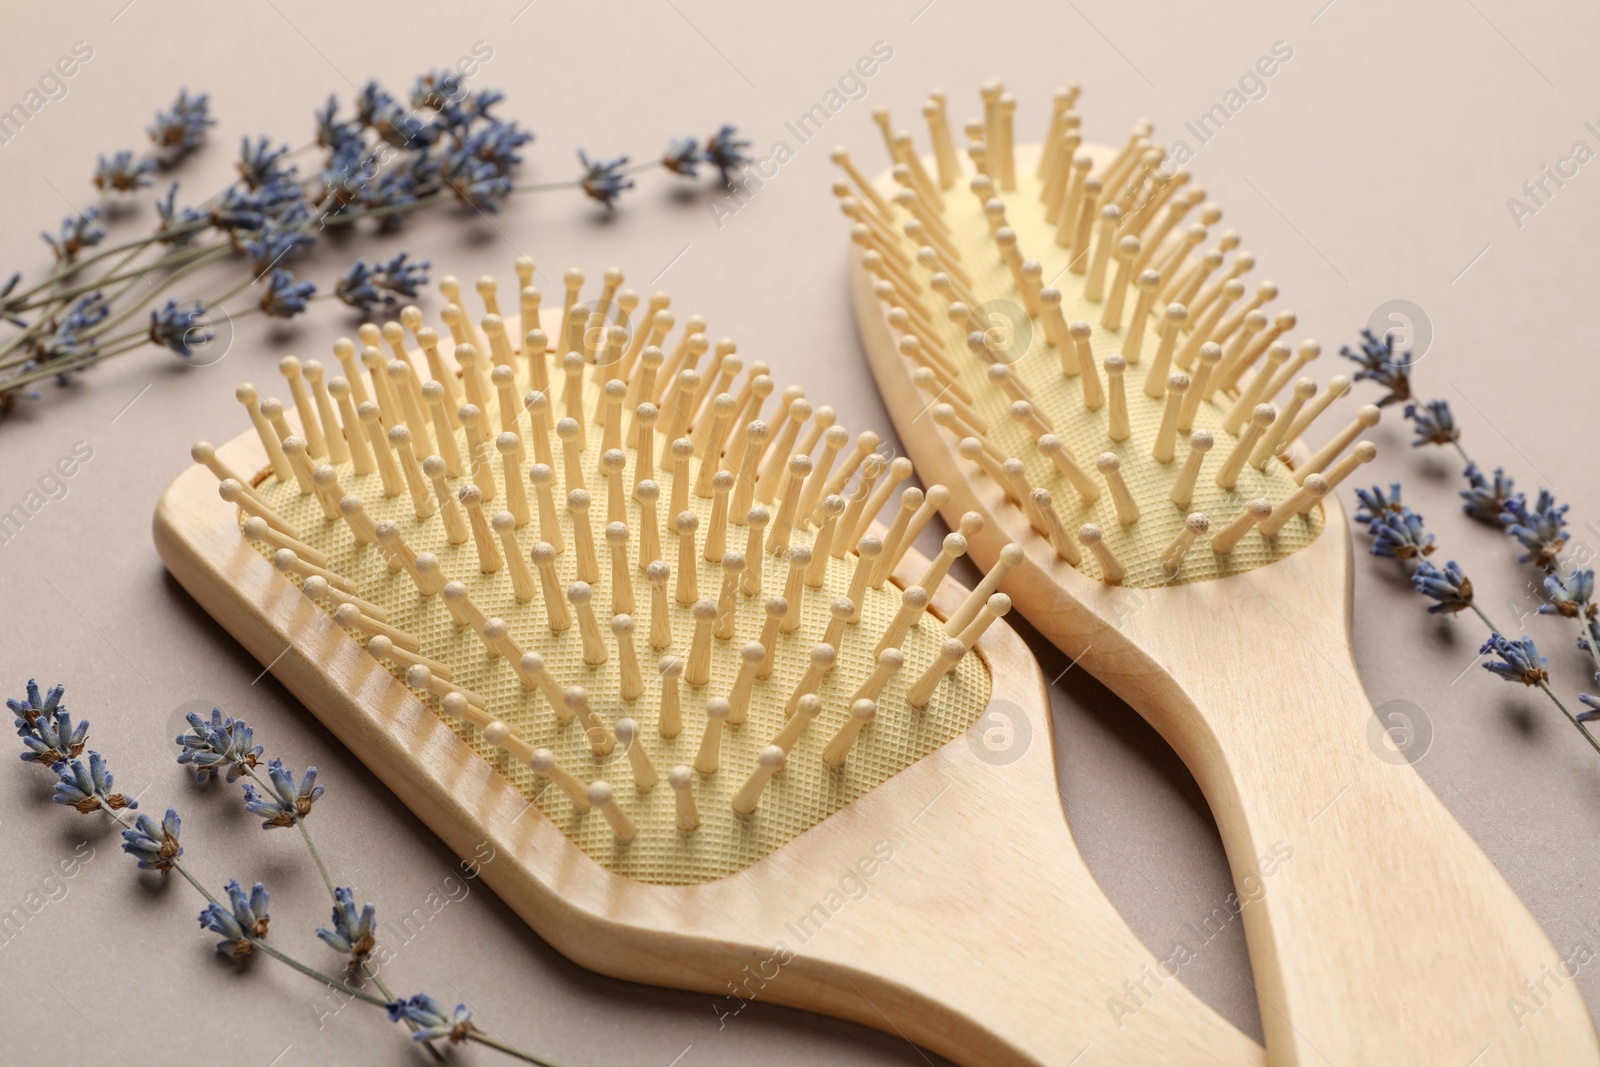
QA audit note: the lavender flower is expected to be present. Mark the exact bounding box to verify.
[1501,489,1569,569]
[147,89,214,159]
[1479,634,1549,687]
[1411,560,1474,614]
[0,272,25,328]
[8,679,64,726]
[18,705,88,766]
[32,291,111,375]
[93,150,154,193]
[354,81,395,128]
[176,707,262,783]
[386,995,476,1044]
[411,69,467,112]
[440,151,512,211]
[121,807,183,870]
[578,151,633,209]
[1583,619,1600,658]
[1541,569,1595,620]
[237,137,295,188]
[1339,328,1413,407]
[148,300,212,358]
[52,752,132,813]
[242,758,323,828]
[259,270,316,319]
[703,124,752,184]
[662,136,702,176]
[1369,507,1435,560]
[1460,463,1516,525]
[42,209,105,263]
[1580,675,1600,722]
[245,221,314,275]
[1353,481,1404,526]
[317,886,377,963]
[1404,398,1458,447]
[334,252,430,313]
[313,94,358,151]
[199,880,271,957]
[372,103,440,151]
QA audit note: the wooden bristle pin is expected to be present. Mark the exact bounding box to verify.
[1153,373,1189,463]
[1161,514,1210,573]
[274,547,356,595]
[568,583,608,666]
[458,484,502,573]
[851,648,904,706]
[566,687,614,756]
[1097,454,1140,526]
[724,641,765,727]
[613,717,658,792]
[1216,405,1275,490]
[365,634,450,682]
[419,456,466,545]
[1077,524,1124,584]
[731,744,786,816]
[529,542,570,632]
[408,666,487,710]
[694,698,730,775]
[877,585,929,656]
[491,512,535,602]
[441,580,489,633]
[908,639,965,709]
[497,433,530,524]
[821,597,854,652]
[1212,498,1274,554]
[237,384,292,481]
[218,478,298,541]
[280,435,316,496]
[1171,431,1214,508]
[956,593,1010,650]
[668,765,699,831]
[529,748,589,812]
[785,644,836,718]
[605,522,635,615]
[1143,303,1187,399]
[568,489,599,583]
[278,356,326,458]
[673,512,700,604]
[420,382,462,476]
[587,781,636,844]
[1031,488,1082,565]
[1254,378,1317,469]
[1298,403,1381,482]
[947,542,1024,634]
[821,700,877,769]
[1104,355,1131,441]
[388,427,433,518]
[1284,374,1351,443]
[646,561,672,648]
[1259,474,1329,538]
[1320,440,1378,495]
[243,515,326,568]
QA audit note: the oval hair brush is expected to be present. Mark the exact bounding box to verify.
[839,84,1600,1065]
[153,259,1265,1066]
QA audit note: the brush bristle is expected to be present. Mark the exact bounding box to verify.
[841,83,1381,588]
[209,263,1010,885]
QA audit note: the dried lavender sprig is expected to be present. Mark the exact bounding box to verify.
[14,682,557,1065]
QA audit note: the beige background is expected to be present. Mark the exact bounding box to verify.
[3,1,1599,1064]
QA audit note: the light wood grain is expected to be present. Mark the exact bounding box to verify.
[153,320,1263,1066]
[850,151,1600,1065]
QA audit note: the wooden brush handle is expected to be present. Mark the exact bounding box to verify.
[1151,597,1600,1065]
[758,748,1266,1067]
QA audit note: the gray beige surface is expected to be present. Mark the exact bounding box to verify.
[2,1,1597,1064]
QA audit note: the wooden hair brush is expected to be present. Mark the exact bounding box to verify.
[154,259,1264,1065]
[840,84,1600,1065]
